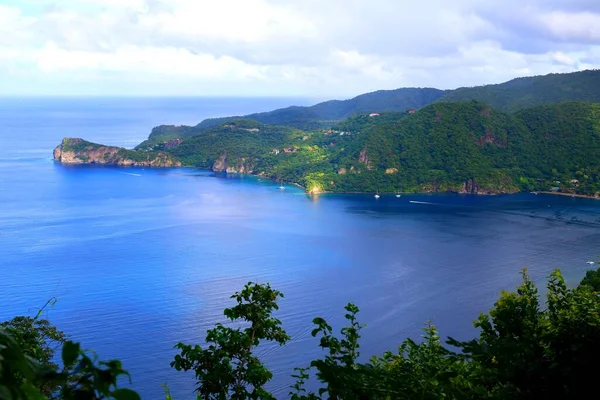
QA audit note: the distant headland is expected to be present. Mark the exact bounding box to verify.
[53,70,600,198]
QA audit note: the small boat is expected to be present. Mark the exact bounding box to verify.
[586,261,595,265]
[395,191,401,198]
[374,193,380,199]
[278,179,285,190]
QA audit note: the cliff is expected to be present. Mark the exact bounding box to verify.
[212,153,255,174]
[53,138,181,167]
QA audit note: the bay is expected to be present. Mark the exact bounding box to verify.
[1,97,599,399]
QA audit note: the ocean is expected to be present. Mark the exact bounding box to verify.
[1,97,599,399]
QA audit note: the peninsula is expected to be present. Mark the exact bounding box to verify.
[53,70,600,197]
[53,138,180,167]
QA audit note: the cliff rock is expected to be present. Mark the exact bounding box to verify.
[461,178,479,194]
[213,154,254,173]
[53,138,181,167]
[213,153,227,172]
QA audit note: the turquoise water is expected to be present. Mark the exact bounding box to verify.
[1,98,599,399]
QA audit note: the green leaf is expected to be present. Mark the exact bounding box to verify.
[62,341,80,367]
[111,388,141,400]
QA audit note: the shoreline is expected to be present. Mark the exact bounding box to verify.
[533,191,599,200]
[53,162,600,199]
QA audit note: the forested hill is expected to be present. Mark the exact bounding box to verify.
[195,87,446,130]
[123,101,600,196]
[148,69,600,140]
[440,69,600,112]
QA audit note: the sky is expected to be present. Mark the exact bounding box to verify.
[1,0,599,97]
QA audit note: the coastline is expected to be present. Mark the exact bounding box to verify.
[53,160,600,199]
[533,191,599,200]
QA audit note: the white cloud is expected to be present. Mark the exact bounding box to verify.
[540,11,600,41]
[0,0,599,96]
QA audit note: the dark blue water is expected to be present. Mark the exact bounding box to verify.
[1,98,600,399]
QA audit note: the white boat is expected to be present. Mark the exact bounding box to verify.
[586,261,595,265]
[279,185,285,190]
[374,193,380,199]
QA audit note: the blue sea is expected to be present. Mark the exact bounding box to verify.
[1,97,599,399]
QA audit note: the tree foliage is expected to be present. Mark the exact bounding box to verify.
[4,268,600,399]
[171,282,289,399]
[127,100,600,196]
[579,266,600,291]
[0,302,140,400]
[440,69,600,112]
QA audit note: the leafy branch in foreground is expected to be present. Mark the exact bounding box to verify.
[1,298,140,400]
[171,282,290,399]
[5,266,600,399]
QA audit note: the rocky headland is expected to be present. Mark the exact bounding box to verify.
[53,138,181,167]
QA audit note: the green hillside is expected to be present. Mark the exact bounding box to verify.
[440,69,600,112]
[515,102,600,194]
[136,70,600,148]
[195,87,445,130]
[73,68,600,197]
[139,101,600,196]
[167,119,305,172]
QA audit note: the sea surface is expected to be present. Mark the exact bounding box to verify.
[1,97,599,399]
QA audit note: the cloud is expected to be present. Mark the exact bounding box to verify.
[0,0,599,96]
[540,11,600,42]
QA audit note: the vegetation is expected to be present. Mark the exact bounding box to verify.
[440,69,600,112]
[166,120,304,170]
[579,266,600,291]
[56,138,178,166]
[139,69,600,137]
[61,70,600,196]
[0,299,66,397]
[171,283,289,399]
[60,138,104,154]
[129,100,600,196]
[0,304,139,400]
[195,88,445,131]
[3,266,600,399]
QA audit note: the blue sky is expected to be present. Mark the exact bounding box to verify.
[1,0,599,97]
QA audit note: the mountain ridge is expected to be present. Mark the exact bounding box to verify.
[54,69,600,197]
[56,100,600,197]
[139,69,600,145]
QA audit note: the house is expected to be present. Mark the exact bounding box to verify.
[408,109,417,114]
[550,186,560,192]
[272,148,280,155]
[570,179,580,184]
[369,113,380,117]
[283,147,296,153]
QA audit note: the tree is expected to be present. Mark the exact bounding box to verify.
[579,266,600,291]
[4,267,600,399]
[0,331,140,400]
[450,269,600,399]
[171,282,290,399]
[0,328,46,400]
[1,298,140,400]
[0,299,66,397]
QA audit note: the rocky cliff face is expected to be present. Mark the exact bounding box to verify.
[212,153,227,172]
[461,178,479,194]
[53,138,181,167]
[212,153,254,173]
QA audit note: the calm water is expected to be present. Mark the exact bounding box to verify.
[1,98,600,399]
